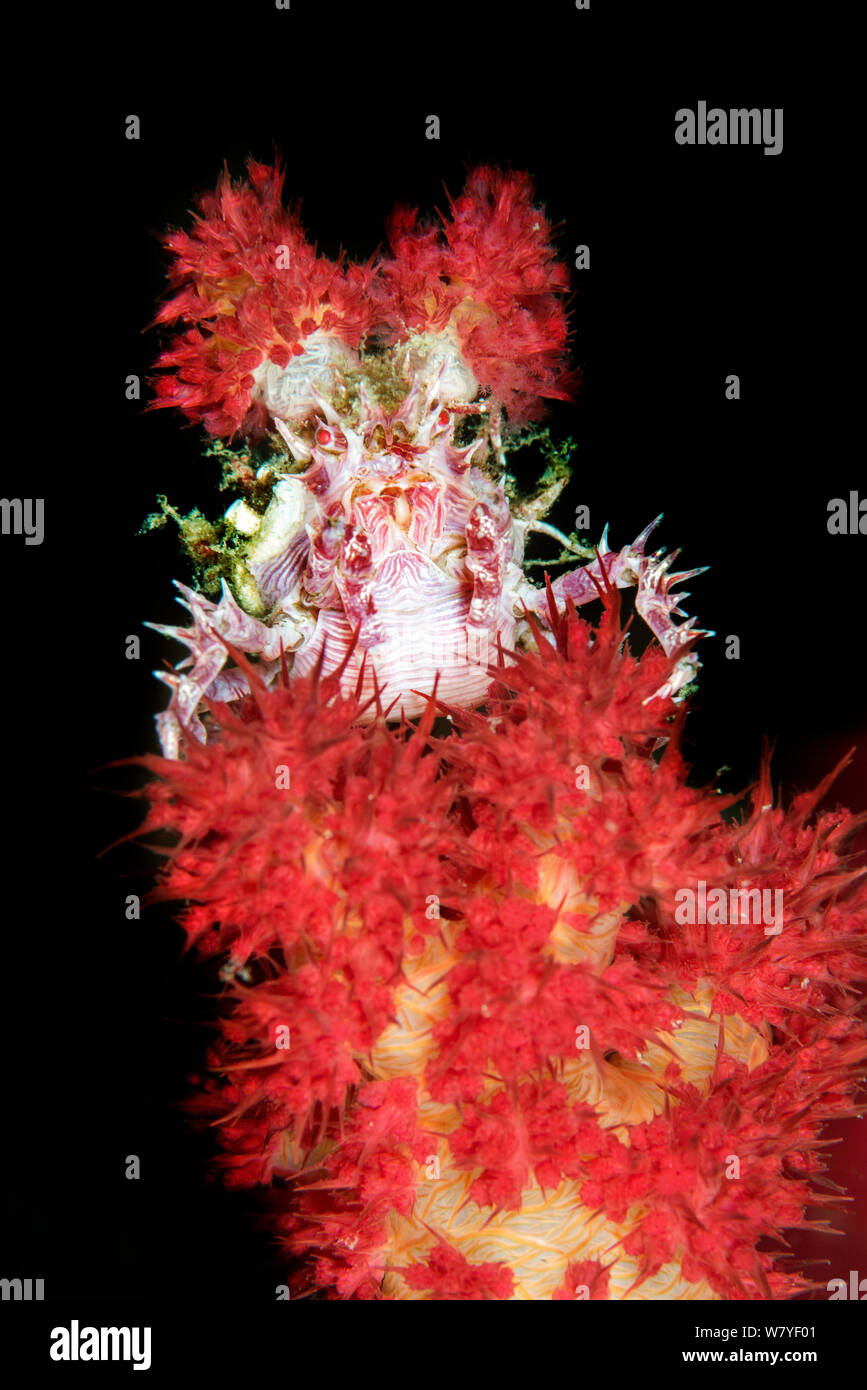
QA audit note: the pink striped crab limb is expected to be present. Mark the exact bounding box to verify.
[147,580,302,759]
[526,514,714,703]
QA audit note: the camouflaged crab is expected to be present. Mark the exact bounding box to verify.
[136,160,867,1303]
[147,160,707,755]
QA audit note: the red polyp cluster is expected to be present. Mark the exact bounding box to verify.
[378,167,578,421]
[149,158,576,437]
[579,1052,860,1300]
[151,160,378,435]
[137,585,867,1299]
[140,657,460,1194]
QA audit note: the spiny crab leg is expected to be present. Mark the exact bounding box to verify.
[529,515,715,702]
[147,579,292,757]
[465,496,513,631]
[488,411,508,473]
[334,527,386,650]
[524,518,596,557]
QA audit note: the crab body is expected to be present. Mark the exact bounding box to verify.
[151,355,707,755]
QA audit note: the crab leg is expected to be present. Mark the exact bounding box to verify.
[147,579,296,755]
[525,516,714,701]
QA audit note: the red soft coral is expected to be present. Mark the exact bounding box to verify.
[149,157,378,436]
[137,565,867,1300]
[398,1240,515,1301]
[149,160,577,436]
[377,166,577,422]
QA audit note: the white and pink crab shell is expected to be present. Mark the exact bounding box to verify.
[149,334,709,759]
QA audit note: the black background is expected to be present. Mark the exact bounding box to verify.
[1,0,863,1366]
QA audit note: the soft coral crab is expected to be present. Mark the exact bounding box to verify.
[148,166,707,756]
[136,159,867,1302]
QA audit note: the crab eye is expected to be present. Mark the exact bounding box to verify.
[437,409,450,428]
[315,425,347,451]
